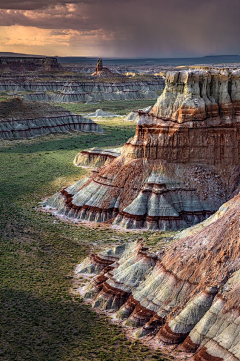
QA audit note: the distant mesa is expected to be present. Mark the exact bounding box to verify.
[91,58,114,77]
[44,67,240,231]
[0,56,61,72]
[0,98,104,139]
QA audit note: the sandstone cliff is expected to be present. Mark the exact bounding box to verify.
[76,192,240,360]
[0,98,104,139]
[44,68,240,231]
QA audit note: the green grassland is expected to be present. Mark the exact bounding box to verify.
[0,118,170,361]
[58,99,156,116]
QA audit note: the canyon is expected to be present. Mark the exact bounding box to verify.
[44,67,240,231]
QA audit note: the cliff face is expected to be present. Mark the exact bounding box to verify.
[44,68,240,231]
[0,57,61,72]
[0,99,104,139]
[150,68,240,122]
[0,79,163,102]
[76,193,240,360]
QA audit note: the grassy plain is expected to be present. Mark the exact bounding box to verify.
[0,118,170,361]
[59,99,156,116]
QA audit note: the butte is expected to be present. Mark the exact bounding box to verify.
[44,67,240,231]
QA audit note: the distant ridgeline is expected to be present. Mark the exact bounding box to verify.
[0,57,61,72]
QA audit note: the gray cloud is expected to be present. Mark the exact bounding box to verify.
[0,0,239,57]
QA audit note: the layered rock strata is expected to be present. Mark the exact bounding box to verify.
[0,80,163,93]
[77,193,240,360]
[0,76,163,102]
[74,147,121,168]
[44,68,240,230]
[0,98,104,139]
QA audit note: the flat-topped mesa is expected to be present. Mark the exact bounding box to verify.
[77,194,240,360]
[44,68,240,231]
[149,68,240,123]
[0,56,61,72]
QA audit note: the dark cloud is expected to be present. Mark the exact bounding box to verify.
[0,0,240,57]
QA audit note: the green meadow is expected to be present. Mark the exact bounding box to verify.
[0,117,169,361]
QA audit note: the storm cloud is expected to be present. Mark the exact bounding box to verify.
[0,0,239,57]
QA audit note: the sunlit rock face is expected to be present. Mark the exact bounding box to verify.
[44,68,240,231]
[0,98,104,139]
[150,68,240,122]
[77,193,240,360]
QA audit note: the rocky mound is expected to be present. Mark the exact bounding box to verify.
[44,68,240,231]
[74,147,122,168]
[0,98,104,139]
[76,192,240,360]
[87,109,120,118]
[92,59,115,78]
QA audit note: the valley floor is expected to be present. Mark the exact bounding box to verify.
[0,118,171,361]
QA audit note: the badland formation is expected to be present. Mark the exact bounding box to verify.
[69,67,240,361]
[45,68,240,231]
[0,98,104,139]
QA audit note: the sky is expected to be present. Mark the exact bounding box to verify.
[0,0,239,58]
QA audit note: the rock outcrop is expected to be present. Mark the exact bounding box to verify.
[0,98,104,139]
[74,147,121,168]
[92,58,115,77]
[87,109,120,118]
[76,192,240,360]
[44,68,240,231]
[125,105,153,122]
[0,56,61,72]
